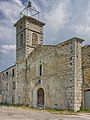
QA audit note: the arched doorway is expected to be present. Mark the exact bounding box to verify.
[37,88,44,107]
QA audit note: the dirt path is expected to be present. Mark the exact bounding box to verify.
[0,106,90,120]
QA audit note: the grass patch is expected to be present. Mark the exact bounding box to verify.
[0,103,45,111]
[0,103,28,108]
[47,109,77,115]
[0,103,12,107]
[78,109,90,113]
[77,105,90,113]
[0,103,90,114]
[47,109,57,112]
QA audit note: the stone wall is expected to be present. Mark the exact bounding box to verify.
[25,37,83,111]
[0,73,2,103]
[1,65,16,104]
[16,21,27,61]
[82,45,90,108]
[0,37,83,112]
[0,72,1,94]
[74,40,83,111]
[15,16,45,62]
[0,15,89,111]
[15,61,28,105]
[15,16,45,105]
[82,45,90,89]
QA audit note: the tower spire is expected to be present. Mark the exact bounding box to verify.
[20,1,39,20]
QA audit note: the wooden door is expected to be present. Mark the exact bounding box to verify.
[37,88,44,107]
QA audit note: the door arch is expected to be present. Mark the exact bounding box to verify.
[37,88,44,107]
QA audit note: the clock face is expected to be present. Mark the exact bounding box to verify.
[32,33,38,47]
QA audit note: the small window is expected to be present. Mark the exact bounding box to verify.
[3,74,4,79]
[6,72,8,76]
[0,90,1,95]
[12,81,15,90]
[40,64,42,76]
[70,57,72,60]
[38,80,41,84]
[32,33,38,47]
[20,26,22,29]
[18,96,20,104]
[12,69,14,77]
[20,34,23,46]
[12,95,15,104]
[36,64,43,77]
[6,83,8,91]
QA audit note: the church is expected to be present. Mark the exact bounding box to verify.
[0,2,90,112]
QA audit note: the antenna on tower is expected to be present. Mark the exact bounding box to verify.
[20,1,39,20]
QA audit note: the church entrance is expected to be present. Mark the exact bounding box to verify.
[37,88,44,107]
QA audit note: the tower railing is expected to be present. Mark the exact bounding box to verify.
[20,1,39,20]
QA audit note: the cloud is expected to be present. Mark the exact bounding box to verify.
[1,0,90,71]
[0,0,23,24]
[37,0,72,44]
[0,44,16,55]
[11,0,23,6]
[0,0,24,44]
[74,25,90,34]
[36,0,90,45]
[0,44,16,71]
[44,0,70,31]
[0,0,23,71]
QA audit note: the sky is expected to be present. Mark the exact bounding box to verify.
[0,0,90,71]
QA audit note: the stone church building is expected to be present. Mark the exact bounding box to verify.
[0,14,90,112]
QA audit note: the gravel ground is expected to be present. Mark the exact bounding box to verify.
[0,106,90,120]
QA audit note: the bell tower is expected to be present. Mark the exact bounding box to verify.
[14,1,45,62]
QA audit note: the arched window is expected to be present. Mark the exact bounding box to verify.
[32,33,38,47]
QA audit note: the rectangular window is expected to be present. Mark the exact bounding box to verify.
[20,26,22,30]
[20,34,23,46]
[36,64,43,77]
[12,81,15,90]
[6,83,8,91]
[12,69,14,77]
[40,64,42,76]
[3,74,4,80]
[6,72,8,76]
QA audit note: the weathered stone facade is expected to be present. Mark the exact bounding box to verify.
[25,38,83,111]
[82,45,90,109]
[0,65,16,104]
[0,73,1,94]
[0,16,90,111]
[82,45,90,89]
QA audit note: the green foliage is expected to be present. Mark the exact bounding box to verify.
[78,105,90,112]
[80,105,84,111]
[0,103,27,108]
[47,109,57,112]
[0,103,90,113]
[47,109,77,115]
[0,103,11,106]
